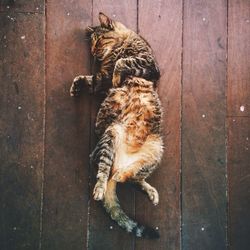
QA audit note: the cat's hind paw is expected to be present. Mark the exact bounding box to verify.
[147,186,159,206]
[139,181,159,206]
[93,183,106,201]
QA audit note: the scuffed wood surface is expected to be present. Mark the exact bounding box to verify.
[0,12,45,250]
[136,0,182,249]
[0,0,250,249]
[182,0,227,249]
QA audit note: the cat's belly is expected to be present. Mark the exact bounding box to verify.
[113,146,138,173]
[111,124,139,173]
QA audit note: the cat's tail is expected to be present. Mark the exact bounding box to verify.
[103,179,160,239]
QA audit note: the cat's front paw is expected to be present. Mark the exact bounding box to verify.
[93,182,106,201]
[70,75,85,97]
[70,75,93,96]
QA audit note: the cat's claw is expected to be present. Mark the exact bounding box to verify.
[93,184,106,201]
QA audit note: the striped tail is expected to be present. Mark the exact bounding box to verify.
[103,179,160,239]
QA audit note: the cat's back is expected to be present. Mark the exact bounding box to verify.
[119,31,153,56]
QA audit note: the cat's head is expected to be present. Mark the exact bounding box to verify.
[86,12,130,59]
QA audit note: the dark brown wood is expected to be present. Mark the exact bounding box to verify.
[0,0,44,12]
[228,0,250,116]
[228,117,250,250]
[87,2,137,249]
[42,1,92,250]
[227,0,250,250]
[136,0,182,249]
[0,12,45,250]
[1,1,250,249]
[227,2,250,249]
[182,0,227,249]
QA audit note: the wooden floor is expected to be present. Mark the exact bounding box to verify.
[0,1,249,250]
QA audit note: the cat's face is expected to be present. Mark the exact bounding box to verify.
[86,13,129,59]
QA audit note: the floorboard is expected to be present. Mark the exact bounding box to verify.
[42,1,92,249]
[136,0,182,249]
[0,11,45,250]
[182,0,227,249]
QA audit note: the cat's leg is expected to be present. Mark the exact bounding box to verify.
[137,180,159,206]
[112,163,159,206]
[93,130,115,201]
[70,75,93,96]
[112,57,160,87]
[112,162,158,183]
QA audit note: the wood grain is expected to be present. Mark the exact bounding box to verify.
[228,117,250,250]
[1,1,250,249]
[228,0,250,116]
[136,0,182,249]
[0,13,45,250]
[182,0,227,249]
[88,2,137,249]
[42,1,92,250]
[0,0,44,12]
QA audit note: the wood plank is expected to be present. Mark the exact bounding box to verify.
[136,0,182,249]
[42,1,92,250]
[228,0,250,116]
[228,117,250,250]
[182,0,227,249]
[0,13,45,250]
[88,1,137,249]
[0,0,44,12]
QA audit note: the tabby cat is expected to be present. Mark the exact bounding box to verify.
[70,13,163,239]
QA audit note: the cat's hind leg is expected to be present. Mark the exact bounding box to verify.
[93,130,115,201]
[112,163,159,206]
[70,75,93,96]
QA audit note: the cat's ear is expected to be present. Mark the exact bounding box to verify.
[86,26,94,33]
[99,12,114,29]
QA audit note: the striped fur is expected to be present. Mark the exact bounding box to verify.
[91,77,164,238]
[87,12,160,93]
[71,13,164,238]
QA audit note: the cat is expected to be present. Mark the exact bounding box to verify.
[70,12,160,95]
[70,13,163,239]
